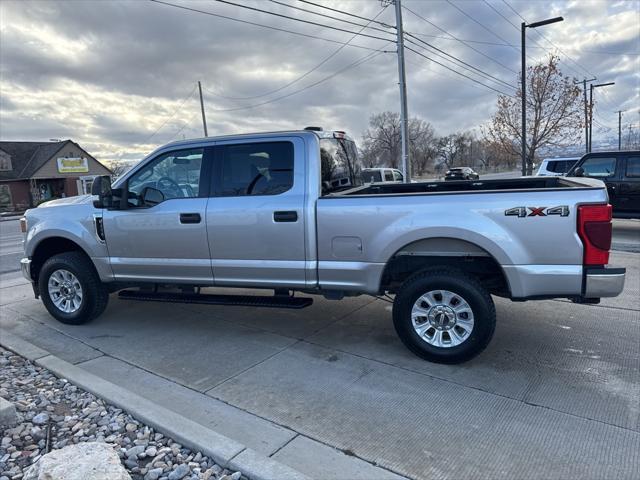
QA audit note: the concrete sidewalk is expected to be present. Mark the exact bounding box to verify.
[1,250,639,479]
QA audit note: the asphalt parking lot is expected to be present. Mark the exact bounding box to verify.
[1,239,639,479]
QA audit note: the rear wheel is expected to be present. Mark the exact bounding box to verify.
[393,268,495,364]
[38,252,109,325]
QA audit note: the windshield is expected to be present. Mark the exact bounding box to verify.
[320,137,363,194]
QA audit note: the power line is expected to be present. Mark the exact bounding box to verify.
[400,30,639,55]
[405,45,516,97]
[404,56,502,99]
[206,47,391,112]
[445,0,520,55]
[204,4,392,101]
[267,0,394,37]
[142,84,197,144]
[149,0,382,52]
[404,32,516,90]
[297,0,394,29]
[167,112,201,143]
[402,4,517,75]
[501,0,596,78]
[211,0,394,43]
[482,0,519,30]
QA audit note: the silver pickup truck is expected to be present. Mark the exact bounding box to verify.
[20,129,626,363]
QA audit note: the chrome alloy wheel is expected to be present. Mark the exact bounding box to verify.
[411,290,474,348]
[48,269,83,314]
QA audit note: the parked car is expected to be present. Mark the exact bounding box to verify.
[361,168,404,183]
[536,157,580,176]
[444,167,479,180]
[567,150,639,219]
[20,129,625,364]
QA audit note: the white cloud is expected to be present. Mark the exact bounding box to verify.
[0,0,638,164]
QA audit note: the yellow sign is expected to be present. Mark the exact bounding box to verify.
[57,157,89,173]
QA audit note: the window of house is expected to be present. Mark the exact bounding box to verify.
[218,142,294,196]
[0,151,12,171]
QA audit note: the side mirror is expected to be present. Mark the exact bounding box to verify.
[92,175,113,208]
[573,166,585,177]
[141,187,164,207]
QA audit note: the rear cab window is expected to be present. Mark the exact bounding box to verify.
[625,156,640,177]
[319,133,362,195]
[362,170,382,182]
[216,142,294,196]
[579,156,617,178]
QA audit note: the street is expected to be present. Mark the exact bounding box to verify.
[0,218,23,274]
[0,221,638,479]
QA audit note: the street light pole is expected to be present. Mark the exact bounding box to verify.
[520,16,563,176]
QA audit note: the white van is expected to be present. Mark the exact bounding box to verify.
[536,157,580,176]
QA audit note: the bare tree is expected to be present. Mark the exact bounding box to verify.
[409,118,438,176]
[362,112,402,168]
[109,161,130,179]
[362,112,438,175]
[485,55,582,175]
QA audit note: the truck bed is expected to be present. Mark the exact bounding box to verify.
[336,176,598,196]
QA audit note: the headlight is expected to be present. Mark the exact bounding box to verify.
[20,217,27,233]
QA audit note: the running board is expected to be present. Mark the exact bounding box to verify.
[118,289,313,309]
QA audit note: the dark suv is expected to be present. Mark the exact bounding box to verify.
[444,167,480,181]
[568,151,640,218]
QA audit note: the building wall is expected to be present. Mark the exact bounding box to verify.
[64,178,79,197]
[0,181,31,211]
[32,142,111,179]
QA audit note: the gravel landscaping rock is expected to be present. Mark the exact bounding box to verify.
[0,347,246,480]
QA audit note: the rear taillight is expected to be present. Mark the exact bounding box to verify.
[577,204,612,266]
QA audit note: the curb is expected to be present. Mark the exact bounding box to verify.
[0,332,312,480]
[0,396,17,427]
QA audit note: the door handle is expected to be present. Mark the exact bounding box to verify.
[180,213,201,224]
[273,211,298,222]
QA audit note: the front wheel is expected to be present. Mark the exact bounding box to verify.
[393,268,496,364]
[38,252,109,325]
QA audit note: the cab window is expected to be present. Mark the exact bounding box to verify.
[579,157,616,177]
[218,142,293,196]
[393,170,403,181]
[626,157,640,177]
[384,170,394,181]
[129,148,204,200]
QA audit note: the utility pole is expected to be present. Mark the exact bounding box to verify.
[521,22,526,176]
[617,110,623,150]
[393,0,411,182]
[198,81,208,137]
[588,81,615,152]
[575,78,595,153]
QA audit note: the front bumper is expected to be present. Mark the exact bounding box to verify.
[584,267,626,298]
[20,257,32,282]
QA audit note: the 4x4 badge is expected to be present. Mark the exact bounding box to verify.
[505,206,570,217]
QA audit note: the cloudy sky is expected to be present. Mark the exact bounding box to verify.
[1,0,638,165]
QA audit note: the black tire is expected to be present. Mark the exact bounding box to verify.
[393,267,496,364]
[38,252,109,325]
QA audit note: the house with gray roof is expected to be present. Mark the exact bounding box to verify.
[0,140,111,211]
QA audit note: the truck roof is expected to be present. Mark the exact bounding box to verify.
[161,129,355,150]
